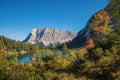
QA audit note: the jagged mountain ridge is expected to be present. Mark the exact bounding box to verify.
[23,28,76,47]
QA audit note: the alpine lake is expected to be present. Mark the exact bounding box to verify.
[6,50,69,64]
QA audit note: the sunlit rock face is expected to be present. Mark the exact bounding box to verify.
[23,28,76,47]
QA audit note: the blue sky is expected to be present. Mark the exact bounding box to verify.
[0,0,109,41]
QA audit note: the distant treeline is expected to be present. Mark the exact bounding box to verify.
[0,36,39,52]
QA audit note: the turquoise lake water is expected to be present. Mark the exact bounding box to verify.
[17,54,32,64]
[17,50,69,64]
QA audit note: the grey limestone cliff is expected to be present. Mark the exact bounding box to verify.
[23,28,76,47]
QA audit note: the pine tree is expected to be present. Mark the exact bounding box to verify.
[62,43,68,55]
[33,45,39,55]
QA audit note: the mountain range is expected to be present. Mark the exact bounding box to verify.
[23,28,76,47]
[23,0,120,48]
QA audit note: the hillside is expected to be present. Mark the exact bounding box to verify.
[0,36,39,53]
[69,0,120,48]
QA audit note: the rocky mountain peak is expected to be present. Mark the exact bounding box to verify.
[23,27,76,47]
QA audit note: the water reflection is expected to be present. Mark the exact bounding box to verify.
[17,50,70,64]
